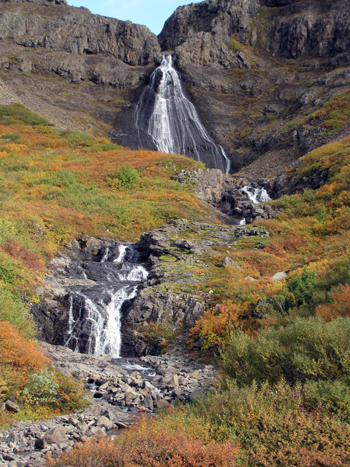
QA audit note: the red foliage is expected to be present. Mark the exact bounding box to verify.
[316,284,350,321]
[2,239,44,271]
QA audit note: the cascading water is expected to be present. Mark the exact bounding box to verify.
[64,244,148,358]
[132,55,230,174]
[241,186,271,204]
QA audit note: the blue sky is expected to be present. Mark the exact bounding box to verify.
[68,0,200,35]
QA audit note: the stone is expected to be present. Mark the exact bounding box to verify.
[272,272,288,282]
[96,416,113,431]
[156,399,170,409]
[245,276,255,281]
[35,438,46,450]
[222,257,240,268]
[44,427,67,445]
[5,401,20,413]
[143,395,154,410]
[168,374,179,386]
[6,432,18,444]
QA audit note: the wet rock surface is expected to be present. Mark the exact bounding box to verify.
[121,218,269,355]
[0,343,216,467]
[174,168,281,224]
[32,216,270,358]
[31,237,148,356]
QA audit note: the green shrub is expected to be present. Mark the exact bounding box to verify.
[66,131,94,146]
[288,267,316,307]
[87,142,122,152]
[0,104,48,126]
[2,133,20,142]
[220,316,350,386]
[0,218,16,245]
[23,367,59,406]
[0,283,34,337]
[108,165,139,187]
[189,380,350,465]
[304,379,350,422]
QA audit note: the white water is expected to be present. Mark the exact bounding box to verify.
[122,361,157,377]
[135,55,231,174]
[65,244,148,358]
[114,244,128,263]
[101,247,109,263]
[78,286,139,358]
[241,186,271,204]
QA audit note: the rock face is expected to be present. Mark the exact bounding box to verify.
[264,0,350,59]
[0,1,160,66]
[31,237,150,357]
[159,0,258,67]
[159,0,350,66]
[154,0,350,174]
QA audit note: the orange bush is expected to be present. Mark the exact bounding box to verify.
[191,301,245,347]
[53,416,240,467]
[0,321,48,391]
[316,284,350,321]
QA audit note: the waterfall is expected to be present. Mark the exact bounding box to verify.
[134,55,231,174]
[241,186,271,204]
[64,244,148,358]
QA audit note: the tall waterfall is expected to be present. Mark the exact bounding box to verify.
[64,244,148,358]
[132,55,230,174]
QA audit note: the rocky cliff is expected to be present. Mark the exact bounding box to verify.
[159,0,350,66]
[0,0,160,65]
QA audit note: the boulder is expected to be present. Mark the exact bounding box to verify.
[222,257,240,268]
[272,272,287,282]
[5,401,20,413]
[96,416,114,431]
[156,399,170,409]
[44,426,67,445]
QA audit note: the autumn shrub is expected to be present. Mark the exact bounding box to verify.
[0,321,48,394]
[315,283,350,323]
[51,411,240,467]
[189,380,350,466]
[219,316,350,387]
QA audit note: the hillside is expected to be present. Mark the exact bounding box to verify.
[0,0,350,466]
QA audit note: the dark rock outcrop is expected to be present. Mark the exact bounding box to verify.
[159,0,259,68]
[160,0,350,65]
[0,1,160,66]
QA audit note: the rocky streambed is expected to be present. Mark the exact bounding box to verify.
[0,343,216,467]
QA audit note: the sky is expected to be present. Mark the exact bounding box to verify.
[68,0,200,35]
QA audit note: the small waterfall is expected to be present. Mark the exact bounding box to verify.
[134,55,231,174]
[241,186,271,204]
[101,247,110,263]
[64,244,148,358]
